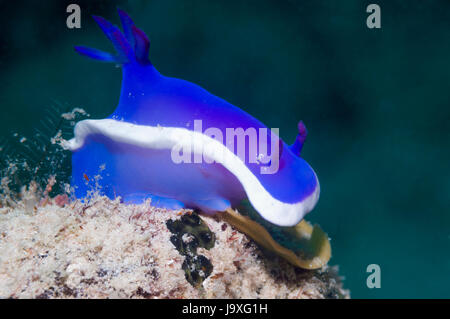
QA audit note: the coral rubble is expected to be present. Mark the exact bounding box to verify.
[0,195,349,299]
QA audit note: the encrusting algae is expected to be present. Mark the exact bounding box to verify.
[0,186,349,299]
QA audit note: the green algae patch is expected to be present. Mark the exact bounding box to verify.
[166,212,215,288]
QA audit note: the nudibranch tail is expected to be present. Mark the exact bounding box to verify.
[74,9,150,66]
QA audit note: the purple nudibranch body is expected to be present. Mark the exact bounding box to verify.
[67,10,319,227]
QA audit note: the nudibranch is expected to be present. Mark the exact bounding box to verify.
[67,10,330,269]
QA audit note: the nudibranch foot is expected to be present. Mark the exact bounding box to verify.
[123,193,186,210]
[194,198,231,215]
[221,207,331,270]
